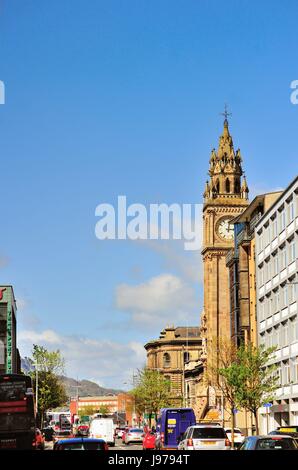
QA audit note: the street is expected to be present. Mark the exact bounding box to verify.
[44,438,143,451]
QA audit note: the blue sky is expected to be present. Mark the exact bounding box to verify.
[0,0,297,388]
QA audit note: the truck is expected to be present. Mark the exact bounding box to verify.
[155,408,196,449]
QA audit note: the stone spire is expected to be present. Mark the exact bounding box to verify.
[204,113,248,203]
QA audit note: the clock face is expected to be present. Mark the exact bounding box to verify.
[217,218,234,240]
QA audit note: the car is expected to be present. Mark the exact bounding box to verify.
[53,429,73,443]
[124,428,144,445]
[142,430,156,450]
[268,429,298,446]
[77,424,89,437]
[177,424,231,450]
[238,435,298,450]
[53,437,109,450]
[33,428,45,450]
[224,427,245,448]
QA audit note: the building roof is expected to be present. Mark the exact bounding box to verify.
[144,326,201,350]
[231,191,283,224]
[255,175,298,228]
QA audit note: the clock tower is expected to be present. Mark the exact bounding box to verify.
[201,114,249,374]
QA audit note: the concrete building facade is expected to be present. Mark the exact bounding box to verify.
[255,176,298,432]
[226,192,283,347]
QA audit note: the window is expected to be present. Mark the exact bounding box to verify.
[259,266,264,286]
[273,253,279,276]
[282,361,290,385]
[280,246,287,270]
[265,260,271,282]
[287,199,295,223]
[184,351,190,363]
[281,321,289,347]
[259,301,265,321]
[289,281,298,304]
[163,353,171,368]
[263,226,268,247]
[259,232,264,252]
[273,325,280,347]
[272,290,279,313]
[293,357,298,383]
[279,208,286,232]
[282,284,288,308]
[275,365,282,386]
[267,329,273,348]
[272,217,278,239]
[289,317,298,343]
[226,179,230,193]
[288,239,296,264]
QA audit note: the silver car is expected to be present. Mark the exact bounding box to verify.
[224,427,245,447]
[178,424,231,450]
[124,428,144,445]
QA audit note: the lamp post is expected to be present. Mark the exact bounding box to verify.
[33,362,41,425]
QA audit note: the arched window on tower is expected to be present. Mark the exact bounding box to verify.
[163,352,171,368]
[216,180,220,194]
[226,178,230,193]
[235,179,240,193]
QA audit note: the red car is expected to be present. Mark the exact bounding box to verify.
[77,425,89,437]
[142,431,156,450]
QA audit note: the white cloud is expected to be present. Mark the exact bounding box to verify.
[17,328,146,389]
[115,273,197,329]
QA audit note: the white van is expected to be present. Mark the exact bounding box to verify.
[89,418,115,446]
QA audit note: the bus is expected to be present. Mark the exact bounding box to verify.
[0,373,36,449]
[155,408,196,449]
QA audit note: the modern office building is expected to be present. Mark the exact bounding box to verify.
[226,192,282,347]
[255,176,298,431]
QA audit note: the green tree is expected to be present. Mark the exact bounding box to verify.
[209,337,239,449]
[217,342,278,435]
[29,344,68,426]
[130,369,172,427]
[98,404,111,416]
[233,343,279,434]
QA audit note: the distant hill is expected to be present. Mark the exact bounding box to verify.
[21,357,123,398]
[60,376,123,398]
[21,357,35,373]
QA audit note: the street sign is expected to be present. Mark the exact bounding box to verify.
[263,403,273,407]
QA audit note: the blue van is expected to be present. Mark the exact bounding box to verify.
[155,408,196,449]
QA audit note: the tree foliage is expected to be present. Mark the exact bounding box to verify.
[29,344,68,423]
[232,343,278,433]
[130,369,172,425]
[208,337,239,448]
[216,342,279,434]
